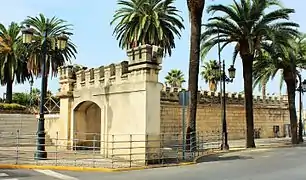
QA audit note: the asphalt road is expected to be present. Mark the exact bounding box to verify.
[2,146,306,179]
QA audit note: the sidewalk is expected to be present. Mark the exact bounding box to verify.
[203,137,292,150]
[230,137,292,148]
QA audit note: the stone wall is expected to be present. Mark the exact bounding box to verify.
[160,102,289,141]
[160,87,290,141]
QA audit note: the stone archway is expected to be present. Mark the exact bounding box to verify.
[73,101,101,150]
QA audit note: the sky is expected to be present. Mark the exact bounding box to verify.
[0,0,306,102]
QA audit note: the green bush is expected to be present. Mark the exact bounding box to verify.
[12,92,31,106]
[0,103,26,111]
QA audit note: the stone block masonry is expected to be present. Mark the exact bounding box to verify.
[160,87,290,140]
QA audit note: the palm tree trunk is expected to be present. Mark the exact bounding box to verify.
[186,0,205,152]
[5,79,13,103]
[241,55,256,148]
[209,81,217,92]
[283,70,298,144]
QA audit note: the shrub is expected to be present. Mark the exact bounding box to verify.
[12,92,31,106]
[0,103,26,111]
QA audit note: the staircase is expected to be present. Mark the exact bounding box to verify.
[0,114,53,147]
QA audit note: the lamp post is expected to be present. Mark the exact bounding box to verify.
[212,60,236,150]
[296,74,306,143]
[22,25,68,160]
[29,76,34,107]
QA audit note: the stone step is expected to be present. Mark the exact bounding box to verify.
[0,114,54,147]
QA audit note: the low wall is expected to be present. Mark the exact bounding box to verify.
[42,114,61,144]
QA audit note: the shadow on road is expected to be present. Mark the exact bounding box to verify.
[196,154,253,163]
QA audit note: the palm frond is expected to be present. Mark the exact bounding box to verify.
[111,0,184,56]
[164,69,185,87]
[22,14,78,78]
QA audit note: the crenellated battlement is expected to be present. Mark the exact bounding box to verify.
[58,45,163,94]
[160,86,288,106]
[73,61,130,89]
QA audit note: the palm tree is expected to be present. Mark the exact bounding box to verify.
[22,14,77,80]
[111,0,185,56]
[186,0,205,151]
[164,69,185,87]
[253,34,306,144]
[201,0,299,148]
[253,52,271,97]
[201,60,220,92]
[0,22,31,103]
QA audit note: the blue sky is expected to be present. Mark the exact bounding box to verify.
[0,0,305,100]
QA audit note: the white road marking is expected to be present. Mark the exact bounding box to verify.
[0,173,19,180]
[0,173,8,177]
[34,169,78,180]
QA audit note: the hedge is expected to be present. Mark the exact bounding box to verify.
[0,103,27,111]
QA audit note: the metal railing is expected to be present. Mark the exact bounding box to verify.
[0,131,221,168]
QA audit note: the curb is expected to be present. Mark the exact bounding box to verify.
[0,164,114,172]
[113,162,195,172]
[0,162,196,173]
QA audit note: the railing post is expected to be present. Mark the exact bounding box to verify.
[55,131,58,166]
[16,130,20,165]
[161,134,164,164]
[74,132,77,166]
[193,131,196,159]
[129,134,132,168]
[201,134,204,155]
[145,134,148,166]
[176,133,179,162]
[111,135,114,168]
[93,134,96,168]
[197,132,200,157]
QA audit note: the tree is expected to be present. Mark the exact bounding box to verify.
[111,0,185,56]
[186,0,205,151]
[165,69,185,87]
[201,0,299,148]
[252,52,271,97]
[22,14,77,80]
[253,34,306,144]
[12,92,31,106]
[0,22,31,103]
[201,60,220,92]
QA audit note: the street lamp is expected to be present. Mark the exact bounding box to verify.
[296,75,306,143]
[21,25,34,44]
[228,65,236,79]
[29,76,34,107]
[22,25,69,160]
[212,60,236,150]
[57,33,69,50]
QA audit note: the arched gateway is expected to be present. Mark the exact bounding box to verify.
[73,101,101,149]
[56,45,163,161]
